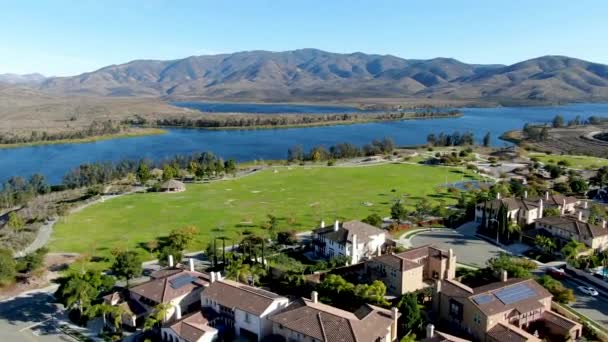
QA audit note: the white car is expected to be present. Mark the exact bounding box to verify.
[578,286,599,296]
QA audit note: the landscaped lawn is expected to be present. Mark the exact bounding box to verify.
[531,154,608,169]
[50,163,476,260]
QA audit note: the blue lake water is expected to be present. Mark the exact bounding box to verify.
[1,102,608,184]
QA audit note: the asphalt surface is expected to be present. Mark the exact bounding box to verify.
[562,276,608,326]
[0,289,72,342]
[409,229,506,267]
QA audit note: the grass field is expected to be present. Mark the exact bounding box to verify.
[531,154,608,169]
[50,163,476,260]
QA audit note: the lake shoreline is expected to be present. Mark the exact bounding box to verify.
[0,128,167,149]
[153,112,463,131]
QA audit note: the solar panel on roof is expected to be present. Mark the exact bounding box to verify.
[169,275,196,289]
[472,294,494,305]
[494,283,536,305]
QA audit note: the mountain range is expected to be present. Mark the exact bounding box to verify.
[7,49,608,103]
[0,73,46,86]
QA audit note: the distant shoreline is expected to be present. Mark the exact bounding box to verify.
[0,128,167,149]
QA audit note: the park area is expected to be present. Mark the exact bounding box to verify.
[50,163,476,259]
[532,153,608,170]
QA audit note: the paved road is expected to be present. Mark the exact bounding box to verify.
[562,276,608,326]
[409,228,507,268]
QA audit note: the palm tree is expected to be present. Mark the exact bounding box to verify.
[562,239,586,264]
[144,303,172,331]
[225,258,251,283]
[249,264,267,286]
[535,235,556,255]
[506,222,522,241]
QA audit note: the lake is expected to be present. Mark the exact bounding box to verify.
[1,102,608,184]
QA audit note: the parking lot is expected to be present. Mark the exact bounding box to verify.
[0,289,75,342]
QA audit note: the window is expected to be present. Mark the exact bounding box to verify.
[473,312,481,324]
[244,312,250,323]
[448,299,463,321]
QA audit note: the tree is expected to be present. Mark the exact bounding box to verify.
[263,214,279,239]
[487,253,535,279]
[483,132,491,147]
[167,226,199,251]
[543,207,561,217]
[562,239,586,264]
[535,235,556,255]
[536,275,575,304]
[225,258,251,283]
[17,247,48,274]
[277,230,298,245]
[552,115,565,128]
[224,159,237,176]
[162,164,177,181]
[362,213,383,228]
[249,264,267,286]
[590,167,608,188]
[506,222,521,241]
[568,177,588,195]
[111,250,142,287]
[588,204,607,225]
[0,248,16,286]
[7,212,25,230]
[287,145,304,162]
[397,292,422,336]
[136,162,151,184]
[59,276,97,316]
[143,303,172,331]
[158,246,183,267]
[391,200,408,223]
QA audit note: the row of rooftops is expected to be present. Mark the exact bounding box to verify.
[372,245,453,272]
[478,191,578,212]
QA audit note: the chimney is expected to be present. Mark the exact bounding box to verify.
[320,220,325,228]
[189,258,195,272]
[377,246,382,257]
[311,291,319,303]
[215,271,223,281]
[584,201,589,209]
[545,191,550,200]
[561,199,567,215]
[210,271,216,283]
[168,255,174,268]
[501,270,508,282]
[524,190,528,199]
[496,192,501,200]
[426,324,435,339]
[578,211,583,222]
[603,220,606,229]
[538,199,544,219]
[351,234,358,264]
[334,220,339,232]
[436,280,442,294]
[173,304,182,320]
[391,307,399,341]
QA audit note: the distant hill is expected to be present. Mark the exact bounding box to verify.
[38,49,608,103]
[0,73,46,85]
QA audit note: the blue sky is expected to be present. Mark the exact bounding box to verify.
[2,0,607,76]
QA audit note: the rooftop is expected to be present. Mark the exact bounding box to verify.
[203,279,286,316]
[130,268,210,304]
[269,297,397,342]
[536,215,608,238]
[167,311,217,342]
[372,245,451,271]
[313,220,385,244]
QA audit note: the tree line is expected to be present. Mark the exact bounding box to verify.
[286,137,395,162]
[136,110,461,129]
[0,121,124,145]
[426,131,476,146]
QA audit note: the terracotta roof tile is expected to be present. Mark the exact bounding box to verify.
[203,279,286,316]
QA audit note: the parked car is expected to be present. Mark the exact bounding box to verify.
[547,267,566,279]
[577,286,599,296]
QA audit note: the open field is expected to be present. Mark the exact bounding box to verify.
[50,163,476,259]
[531,153,608,170]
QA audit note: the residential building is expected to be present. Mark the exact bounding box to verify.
[201,278,289,341]
[421,324,471,342]
[365,245,456,295]
[160,311,218,342]
[535,215,608,251]
[109,258,211,327]
[313,220,387,264]
[269,291,400,342]
[433,274,582,342]
[475,192,578,227]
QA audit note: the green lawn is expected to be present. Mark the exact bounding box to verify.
[50,163,475,260]
[531,154,608,169]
